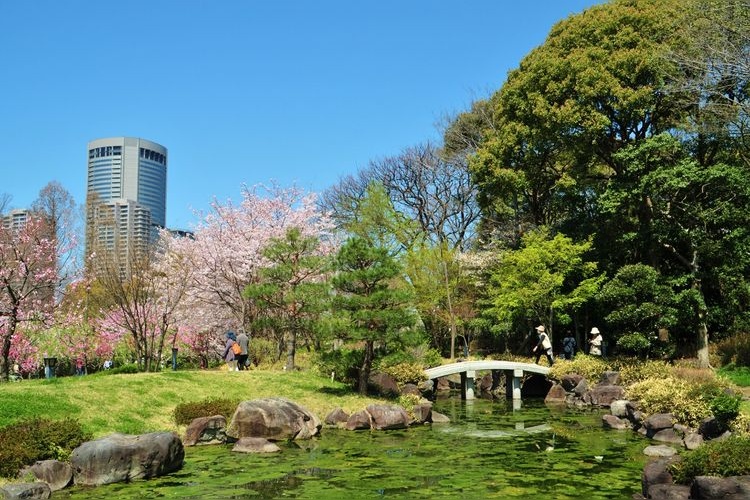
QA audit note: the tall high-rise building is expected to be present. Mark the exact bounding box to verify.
[85,137,167,267]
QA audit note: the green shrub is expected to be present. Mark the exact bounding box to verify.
[616,333,651,357]
[548,354,609,383]
[709,393,742,432]
[314,348,363,385]
[715,332,750,367]
[105,363,140,375]
[626,377,712,427]
[380,362,427,385]
[670,436,750,483]
[248,338,278,367]
[0,418,92,478]
[172,397,242,426]
[617,360,672,385]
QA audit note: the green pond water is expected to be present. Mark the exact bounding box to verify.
[56,398,649,499]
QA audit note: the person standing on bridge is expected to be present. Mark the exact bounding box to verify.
[532,325,554,366]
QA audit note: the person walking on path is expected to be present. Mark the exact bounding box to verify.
[561,332,577,360]
[236,330,250,370]
[222,331,239,371]
[533,325,554,366]
[588,327,603,356]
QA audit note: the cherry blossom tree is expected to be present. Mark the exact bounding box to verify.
[0,217,57,380]
[167,185,337,361]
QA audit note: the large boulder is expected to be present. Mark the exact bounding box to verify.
[642,457,679,497]
[602,414,629,430]
[698,416,723,440]
[584,385,625,406]
[646,483,690,499]
[643,414,674,438]
[561,373,584,392]
[412,403,432,424]
[599,371,622,386]
[691,475,750,499]
[226,397,321,441]
[346,410,372,430]
[544,383,567,404]
[18,460,72,492]
[324,407,350,426]
[184,415,227,446]
[71,432,184,486]
[368,372,400,397]
[0,482,51,500]
[366,404,410,430]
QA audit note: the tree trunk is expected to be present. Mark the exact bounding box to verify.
[285,329,296,372]
[358,340,374,395]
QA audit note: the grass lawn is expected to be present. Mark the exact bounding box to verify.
[717,364,750,387]
[0,369,386,438]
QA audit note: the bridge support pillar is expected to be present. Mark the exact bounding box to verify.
[504,369,523,401]
[460,370,476,400]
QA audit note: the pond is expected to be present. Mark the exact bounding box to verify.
[56,398,649,499]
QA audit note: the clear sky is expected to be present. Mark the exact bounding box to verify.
[0,0,603,230]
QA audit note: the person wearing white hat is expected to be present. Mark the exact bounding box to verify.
[589,327,603,356]
[532,325,554,365]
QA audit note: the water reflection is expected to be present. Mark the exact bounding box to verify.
[55,398,648,499]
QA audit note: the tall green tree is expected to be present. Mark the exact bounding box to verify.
[479,228,604,350]
[332,237,416,395]
[244,227,330,371]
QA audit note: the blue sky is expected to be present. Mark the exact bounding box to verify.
[0,0,603,230]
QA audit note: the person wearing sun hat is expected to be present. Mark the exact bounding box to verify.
[588,327,603,356]
[532,325,554,366]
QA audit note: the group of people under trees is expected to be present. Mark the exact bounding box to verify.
[533,325,603,366]
[222,330,251,371]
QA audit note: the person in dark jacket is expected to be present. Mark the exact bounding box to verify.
[561,332,576,360]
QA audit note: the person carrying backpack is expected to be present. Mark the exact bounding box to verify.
[562,331,576,360]
[222,331,239,371]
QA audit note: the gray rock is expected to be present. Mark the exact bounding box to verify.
[435,377,450,391]
[368,372,400,397]
[610,399,629,418]
[0,482,51,500]
[478,373,494,392]
[642,458,675,496]
[18,460,72,492]
[184,415,227,446]
[71,432,184,486]
[691,475,750,499]
[430,411,450,423]
[232,437,281,454]
[366,404,410,430]
[227,397,321,441]
[401,383,421,397]
[602,414,629,430]
[345,410,372,430]
[698,416,722,440]
[573,378,588,397]
[585,385,625,406]
[652,428,684,444]
[643,414,674,433]
[324,407,350,426]
[412,403,432,424]
[646,483,690,499]
[643,445,678,457]
[544,383,567,404]
[561,373,583,392]
[599,371,622,386]
[683,432,704,450]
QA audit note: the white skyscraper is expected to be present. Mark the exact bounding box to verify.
[85,137,167,266]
